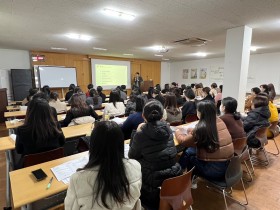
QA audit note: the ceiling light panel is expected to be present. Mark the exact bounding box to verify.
[65,33,92,41]
[102,8,135,21]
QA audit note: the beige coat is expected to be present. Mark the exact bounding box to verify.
[64,159,142,210]
[49,99,67,113]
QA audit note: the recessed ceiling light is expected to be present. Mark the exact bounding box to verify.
[65,33,92,41]
[151,45,169,52]
[123,53,134,56]
[162,58,170,61]
[103,8,135,21]
[93,47,107,51]
[194,52,207,57]
[154,54,163,57]
[51,47,68,51]
[250,46,258,51]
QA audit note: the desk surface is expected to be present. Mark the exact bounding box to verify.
[0,136,15,151]
[4,110,26,118]
[10,152,88,208]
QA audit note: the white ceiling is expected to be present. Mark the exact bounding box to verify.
[0,0,280,61]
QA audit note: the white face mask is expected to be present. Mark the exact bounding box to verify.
[219,104,225,115]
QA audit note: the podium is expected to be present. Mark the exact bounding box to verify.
[140,80,154,92]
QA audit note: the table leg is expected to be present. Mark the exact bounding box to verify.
[5,150,11,207]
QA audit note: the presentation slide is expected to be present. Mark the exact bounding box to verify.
[91,59,131,89]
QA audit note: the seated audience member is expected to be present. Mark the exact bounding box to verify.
[180,84,187,95]
[173,87,185,107]
[64,94,98,126]
[245,87,261,111]
[182,88,197,121]
[210,83,218,98]
[170,82,177,91]
[258,93,279,138]
[65,121,141,210]
[201,87,215,103]
[155,84,161,92]
[22,88,38,106]
[215,85,223,104]
[97,86,106,103]
[42,85,51,99]
[260,84,269,95]
[164,92,182,123]
[86,89,102,109]
[104,90,126,116]
[125,91,139,116]
[243,95,270,148]
[175,100,234,180]
[121,85,128,94]
[65,84,76,101]
[49,92,67,113]
[161,83,170,94]
[120,85,127,101]
[115,87,125,103]
[153,88,165,106]
[85,83,93,97]
[219,97,246,140]
[16,98,65,166]
[122,94,147,139]
[129,100,182,209]
[147,87,154,99]
[194,83,203,98]
[191,83,196,92]
[268,83,276,101]
[72,87,87,102]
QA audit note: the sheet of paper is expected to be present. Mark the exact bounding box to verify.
[10,134,16,141]
[111,117,126,125]
[124,144,129,158]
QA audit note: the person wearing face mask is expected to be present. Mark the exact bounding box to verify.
[219,97,246,140]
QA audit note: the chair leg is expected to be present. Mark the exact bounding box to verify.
[240,178,249,205]
[267,138,280,156]
[248,155,255,174]
[243,161,253,182]
[251,147,269,166]
[222,189,229,210]
[189,205,193,210]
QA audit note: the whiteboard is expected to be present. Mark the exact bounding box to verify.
[38,66,77,88]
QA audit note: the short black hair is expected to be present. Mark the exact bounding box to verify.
[97,86,103,92]
[121,85,126,90]
[211,83,217,88]
[202,87,211,95]
[184,89,195,99]
[251,87,261,95]
[69,84,76,91]
[87,84,93,90]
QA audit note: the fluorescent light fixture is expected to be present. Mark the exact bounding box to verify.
[154,54,163,57]
[123,53,134,56]
[65,33,92,41]
[162,58,170,61]
[250,46,258,51]
[103,8,135,21]
[93,47,107,51]
[194,52,207,57]
[51,47,68,51]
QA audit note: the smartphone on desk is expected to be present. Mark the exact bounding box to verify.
[32,169,47,181]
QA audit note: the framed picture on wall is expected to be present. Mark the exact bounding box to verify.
[191,68,197,79]
[182,69,189,79]
[200,68,207,79]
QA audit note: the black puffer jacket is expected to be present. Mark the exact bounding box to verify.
[129,121,182,191]
[243,106,270,139]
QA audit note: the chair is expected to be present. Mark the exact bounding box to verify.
[185,114,198,123]
[204,156,248,210]
[159,167,194,210]
[267,121,280,155]
[233,137,254,182]
[250,127,270,166]
[23,147,64,167]
[170,121,183,126]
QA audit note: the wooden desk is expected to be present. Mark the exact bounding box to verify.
[6,105,20,111]
[0,136,15,152]
[5,114,66,129]
[4,110,26,118]
[61,123,93,139]
[10,152,88,208]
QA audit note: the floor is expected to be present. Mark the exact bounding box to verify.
[1,124,280,210]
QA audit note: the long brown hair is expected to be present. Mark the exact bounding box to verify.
[23,98,62,146]
[164,92,180,115]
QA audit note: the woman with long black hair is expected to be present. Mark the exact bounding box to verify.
[175,100,233,180]
[65,121,141,210]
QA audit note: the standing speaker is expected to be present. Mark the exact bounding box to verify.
[11,69,33,101]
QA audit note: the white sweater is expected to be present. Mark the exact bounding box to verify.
[104,102,125,116]
[64,159,142,210]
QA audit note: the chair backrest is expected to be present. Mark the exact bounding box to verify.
[170,121,183,126]
[255,127,269,146]
[269,121,279,138]
[225,156,242,187]
[23,147,64,167]
[159,167,194,210]
[232,137,247,155]
[185,114,198,123]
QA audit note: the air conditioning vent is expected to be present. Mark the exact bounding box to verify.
[173,37,209,47]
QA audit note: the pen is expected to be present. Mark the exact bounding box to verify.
[46,177,53,190]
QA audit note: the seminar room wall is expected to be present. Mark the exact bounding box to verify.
[31,51,161,97]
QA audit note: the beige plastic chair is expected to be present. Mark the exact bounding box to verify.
[267,121,280,155]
